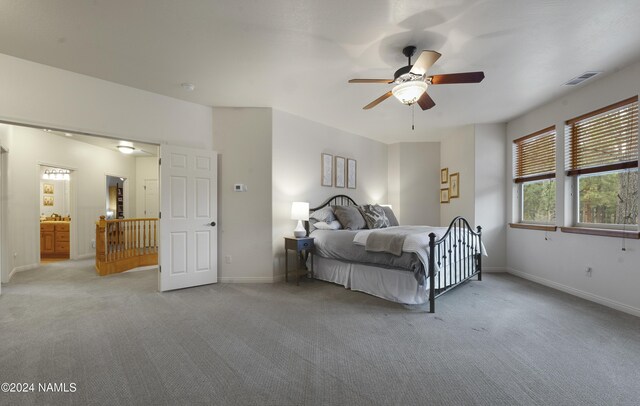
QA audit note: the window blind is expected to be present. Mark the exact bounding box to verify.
[566,96,639,176]
[513,126,556,183]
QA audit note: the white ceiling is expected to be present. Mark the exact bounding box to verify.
[1,0,640,143]
[49,130,158,157]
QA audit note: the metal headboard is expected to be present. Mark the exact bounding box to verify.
[305,194,357,234]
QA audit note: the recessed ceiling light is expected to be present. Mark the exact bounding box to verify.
[181,82,195,91]
[64,133,72,137]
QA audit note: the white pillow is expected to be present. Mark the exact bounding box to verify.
[313,220,342,230]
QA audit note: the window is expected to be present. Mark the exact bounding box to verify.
[566,96,639,228]
[513,126,556,224]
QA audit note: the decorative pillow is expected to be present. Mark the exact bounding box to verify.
[313,220,342,230]
[309,206,336,223]
[308,219,318,233]
[381,206,399,227]
[333,205,367,230]
[358,204,390,229]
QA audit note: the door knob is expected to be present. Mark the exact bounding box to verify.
[209,221,216,227]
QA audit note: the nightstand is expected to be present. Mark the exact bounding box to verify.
[284,236,314,285]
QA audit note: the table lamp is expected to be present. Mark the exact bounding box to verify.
[291,202,309,238]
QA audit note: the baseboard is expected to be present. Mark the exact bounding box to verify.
[218,276,275,283]
[506,267,640,318]
[482,267,506,273]
[75,254,95,260]
[9,263,39,280]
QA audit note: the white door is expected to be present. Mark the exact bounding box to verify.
[160,145,218,291]
[144,179,159,217]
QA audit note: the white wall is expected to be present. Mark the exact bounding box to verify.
[387,144,401,220]
[212,107,274,283]
[387,142,440,225]
[134,157,159,218]
[474,124,507,269]
[0,125,8,293]
[440,126,476,226]
[272,110,388,278]
[3,126,137,279]
[0,53,213,148]
[506,59,640,316]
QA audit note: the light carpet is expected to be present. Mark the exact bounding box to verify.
[0,259,639,405]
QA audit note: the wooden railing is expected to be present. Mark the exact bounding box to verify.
[95,216,159,276]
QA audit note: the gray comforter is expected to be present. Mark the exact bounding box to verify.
[310,230,425,280]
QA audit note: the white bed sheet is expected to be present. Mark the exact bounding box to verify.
[311,256,428,305]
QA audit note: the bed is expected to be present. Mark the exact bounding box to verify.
[305,195,484,313]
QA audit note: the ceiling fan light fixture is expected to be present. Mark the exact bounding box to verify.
[392,80,427,105]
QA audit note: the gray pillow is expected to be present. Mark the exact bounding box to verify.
[358,204,390,229]
[381,206,399,226]
[333,205,367,230]
[310,206,336,223]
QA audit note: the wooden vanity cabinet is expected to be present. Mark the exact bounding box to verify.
[40,222,70,259]
[40,223,55,255]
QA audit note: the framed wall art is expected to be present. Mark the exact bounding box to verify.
[347,158,357,189]
[440,188,450,204]
[440,168,448,184]
[43,196,54,206]
[43,183,54,194]
[321,153,333,187]
[449,172,460,198]
[334,156,346,188]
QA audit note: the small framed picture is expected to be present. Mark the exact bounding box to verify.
[334,156,346,188]
[449,172,460,198]
[347,158,357,189]
[43,183,54,194]
[440,168,448,184]
[321,153,333,187]
[440,188,450,204]
[43,196,54,206]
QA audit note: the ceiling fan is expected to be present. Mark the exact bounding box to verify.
[349,46,485,111]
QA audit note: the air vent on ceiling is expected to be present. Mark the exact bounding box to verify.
[564,71,601,86]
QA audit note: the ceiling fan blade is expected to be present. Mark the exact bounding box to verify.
[349,79,393,84]
[429,71,485,85]
[417,92,436,110]
[363,91,393,110]
[410,50,442,76]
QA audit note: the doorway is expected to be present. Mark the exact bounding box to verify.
[39,165,74,264]
[106,175,126,219]
[0,147,6,292]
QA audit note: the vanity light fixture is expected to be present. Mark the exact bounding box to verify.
[43,168,70,180]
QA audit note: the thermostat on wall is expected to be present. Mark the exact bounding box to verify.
[234,184,247,192]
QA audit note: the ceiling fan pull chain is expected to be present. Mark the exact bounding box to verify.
[412,103,415,130]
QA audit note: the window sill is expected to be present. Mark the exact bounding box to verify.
[560,227,640,239]
[509,223,557,231]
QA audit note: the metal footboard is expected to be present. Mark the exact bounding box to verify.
[428,216,482,313]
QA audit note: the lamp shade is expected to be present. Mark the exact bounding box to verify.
[291,202,309,221]
[392,80,427,105]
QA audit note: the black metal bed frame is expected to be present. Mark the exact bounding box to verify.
[306,194,482,313]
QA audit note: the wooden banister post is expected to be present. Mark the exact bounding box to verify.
[95,215,107,275]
